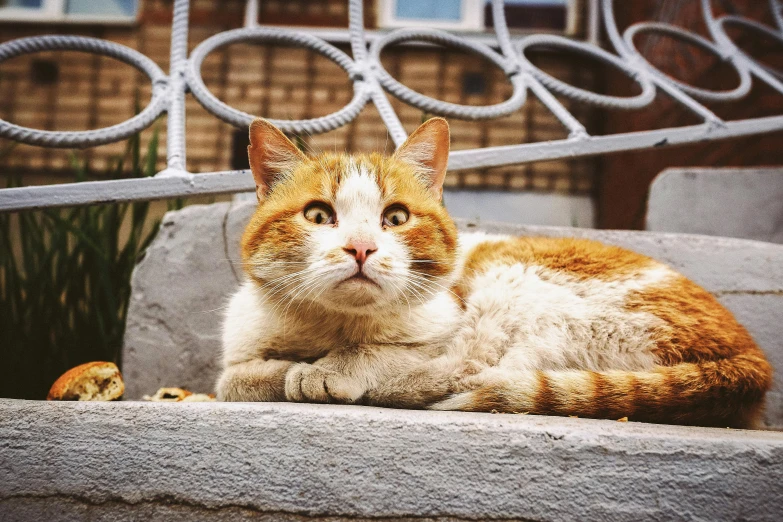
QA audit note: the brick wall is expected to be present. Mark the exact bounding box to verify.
[0,0,595,195]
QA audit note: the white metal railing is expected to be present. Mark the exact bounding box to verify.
[0,0,782,212]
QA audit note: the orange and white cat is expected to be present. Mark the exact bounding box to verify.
[217,117,772,428]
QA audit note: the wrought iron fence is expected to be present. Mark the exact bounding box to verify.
[0,0,782,212]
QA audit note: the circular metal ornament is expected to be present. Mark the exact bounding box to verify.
[623,22,752,102]
[517,34,656,110]
[187,27,370,134]
[369,28,527,120]
[0,36,167,148]
[714,16,783,82]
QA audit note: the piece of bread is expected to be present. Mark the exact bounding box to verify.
[47,361,125,401]
[143,387,192,402]
[180,393,217,402]
[143,387,216,402]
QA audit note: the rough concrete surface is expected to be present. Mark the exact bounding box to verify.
[123,201,783,427]
[646,167,783,243]
[2,400,783,521]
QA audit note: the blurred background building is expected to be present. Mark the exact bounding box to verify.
[0,0,781,228]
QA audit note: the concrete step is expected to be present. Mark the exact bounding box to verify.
[2,399,782,521]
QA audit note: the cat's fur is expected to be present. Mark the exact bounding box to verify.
[217,117,773,428]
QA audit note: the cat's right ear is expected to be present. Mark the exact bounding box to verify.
[393,117,450,201]
[248,118,307,201]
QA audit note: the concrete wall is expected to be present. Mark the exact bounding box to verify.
[443,189,595,227]
[646,167,783,244]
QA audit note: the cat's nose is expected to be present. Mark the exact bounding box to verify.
[343,240,377,265]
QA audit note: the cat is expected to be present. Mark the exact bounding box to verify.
[217,117,773,428]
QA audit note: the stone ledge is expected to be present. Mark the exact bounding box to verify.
[1,399,782,521]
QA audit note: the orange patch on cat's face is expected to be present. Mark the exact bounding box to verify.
[241,152,457,288]
[240,159,330,276]
[375,155,457,278]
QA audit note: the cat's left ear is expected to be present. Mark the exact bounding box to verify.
[248,118,307,201]
[393,117,450,200]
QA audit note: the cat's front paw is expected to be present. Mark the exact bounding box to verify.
[285,363,364,404]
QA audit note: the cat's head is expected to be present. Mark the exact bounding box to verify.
[241,118,458,315]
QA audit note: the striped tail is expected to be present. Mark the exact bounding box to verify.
[430,353,772,428]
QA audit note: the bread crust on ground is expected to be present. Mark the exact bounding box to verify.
[47,361,124,401]
[143,387,216,402]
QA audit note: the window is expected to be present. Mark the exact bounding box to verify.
[484,0,576,34]
[462,71,487,95]
[231,129,251,171]
[377,0,486,31]
[0,0,138,24]
[30,59,59,85]
[377,0,576,34]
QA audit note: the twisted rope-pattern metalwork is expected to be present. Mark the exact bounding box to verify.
[0,0,782,210]
[518,35,656,110]
[186,27,370,135]
[0,36,167,148]
[161,0,190,173]
[369,28,527,121]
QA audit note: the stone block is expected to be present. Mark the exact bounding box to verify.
[1,400,782,521]
[647,167,783,244]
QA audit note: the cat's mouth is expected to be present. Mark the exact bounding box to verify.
[342,271,381,288]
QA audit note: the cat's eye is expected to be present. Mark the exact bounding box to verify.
[304,203,335,225]
[383,206,409,227]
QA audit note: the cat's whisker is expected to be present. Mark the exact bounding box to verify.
[195,304,231,315]
[296,275,337,320]
[303,278,331,316]
[251,260,313,264]
[273,278,306,332]
[282,281,316,326]
[407,280,441,303]
[293,268,335,314]
[278,265,342,321]
[281,274,332,329]
[407,269,465,302]
[259,269,312,290]
[400,278,429,309]
[403,275,440,301]
[406,272,465,305]
[265,273,315,314]
[385,276,413,319]
[261,270,321,306]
